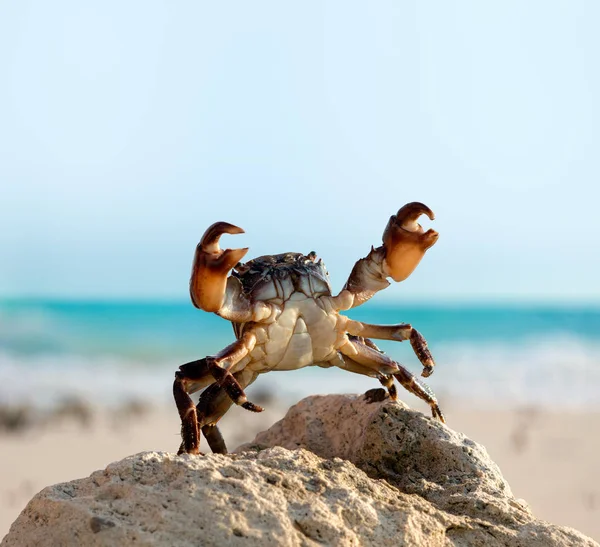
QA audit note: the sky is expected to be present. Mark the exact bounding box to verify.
[0,1,599,302]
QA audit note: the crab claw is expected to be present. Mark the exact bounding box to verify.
[382,202,439,282]
[190,222,249,313]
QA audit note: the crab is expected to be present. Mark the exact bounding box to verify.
[174,202,443,455]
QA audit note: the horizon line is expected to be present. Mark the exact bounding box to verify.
[3,295,600,309]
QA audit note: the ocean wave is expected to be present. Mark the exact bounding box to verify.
[431,335,600,408]
[0,335,598,410]
[0,352,174,408]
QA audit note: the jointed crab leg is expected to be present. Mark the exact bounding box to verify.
[378,375,398,400]
[176,368,259,455]
[337,352,387,378]
[200,423,227,455]
[174,378,226,454]
[206,331,264,412]
[344,320,436,377]
[174,331,262,454]
[339,336,401,375]
[200,368,258,453]
[338,336,444,422]
[173,370,202,455]
[338,353,399,400]
[394,366,445,422]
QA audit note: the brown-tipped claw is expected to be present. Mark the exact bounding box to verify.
[363,388,389,404]
[432,404,446,423]
[200,222,245,253]
[382,202,439,282]
[393,202,435,230]
[190,222,249,312]
[241,401,264,413]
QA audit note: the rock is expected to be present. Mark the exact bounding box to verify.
[239,393,599,545]
[237,393,519,524]
[2,394,597,547]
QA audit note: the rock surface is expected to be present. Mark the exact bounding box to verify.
[2,393,598,547]
[238,393,521,524]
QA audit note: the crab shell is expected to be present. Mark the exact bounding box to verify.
[230,252,340,371]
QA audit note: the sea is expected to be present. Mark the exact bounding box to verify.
[1,299,599,410]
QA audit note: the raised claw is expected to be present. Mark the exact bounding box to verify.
[190,222,249,312]
[382,202,439,282]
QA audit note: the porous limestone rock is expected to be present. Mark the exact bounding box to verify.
[238,393,520,523]
[2,393,598,547]
[238,393,599,545]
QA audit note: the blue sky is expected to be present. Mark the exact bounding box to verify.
[1,1,598,301]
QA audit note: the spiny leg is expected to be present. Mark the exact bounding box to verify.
[345,321,436,377]
[378,374,397,400]
[176,381,227,455]
[195,369,258,455]
[338,336,400,375]
[209,365,264,413]
[338,336,444,422]
[334,352,397,402]
[352,340,399,398]
[206,331,264,412]
[173,332,261,454]
[174,368,202,455]
[175,357,222,455]
[201,424,227,455]
[394,366,445,422]
[196,383,230,454]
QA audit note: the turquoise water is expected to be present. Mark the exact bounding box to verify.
[1,299,599,408]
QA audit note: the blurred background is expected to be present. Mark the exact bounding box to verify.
[1,0,599,540]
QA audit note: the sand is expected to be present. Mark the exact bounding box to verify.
[1,399,599,542]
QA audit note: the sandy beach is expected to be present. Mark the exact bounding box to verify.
[1,397,599,542]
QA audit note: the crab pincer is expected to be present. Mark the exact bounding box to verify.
[382,202,439,283]
[190,222,249,313]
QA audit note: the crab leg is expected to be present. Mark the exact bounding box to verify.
[336,353,399,400]
[206,331,264,412]
[330,202,439,310]
[173,331,262,455]
[378,375,398,400]
[338,336,444,422]
[176,368,259,455]
[173,365,203,454]
[336,352,388,379]
[200,423,227,455]
[339,336,400,375]
[174,357,226,455]
[345,320,436,377]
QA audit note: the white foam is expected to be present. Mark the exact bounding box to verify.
[0,351,173,408]
[0,334,599,410]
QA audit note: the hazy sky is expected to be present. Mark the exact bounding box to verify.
[1,1,598,301]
